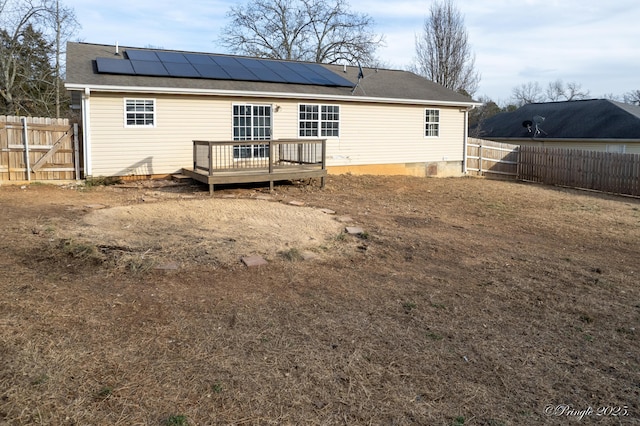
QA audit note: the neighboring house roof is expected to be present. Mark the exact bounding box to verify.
[477,99,640,140]
[65,42,477,107]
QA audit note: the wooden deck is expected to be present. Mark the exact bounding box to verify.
[183,139,327,195]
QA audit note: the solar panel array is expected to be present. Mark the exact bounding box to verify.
[95,49,354,87]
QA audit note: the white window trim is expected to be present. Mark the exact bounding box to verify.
[424,108,440,138]
[231,103,273,160]
[124,98,156,128]
[298,103,340,138]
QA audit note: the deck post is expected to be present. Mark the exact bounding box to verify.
[268,140,274,192]
[209,183,214,196]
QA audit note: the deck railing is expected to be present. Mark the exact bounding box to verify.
[193,139,326,175]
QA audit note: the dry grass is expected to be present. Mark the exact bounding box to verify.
[0,175,639,425]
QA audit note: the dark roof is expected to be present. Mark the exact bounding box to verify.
[477,99,640,140]
[65,42,476,106]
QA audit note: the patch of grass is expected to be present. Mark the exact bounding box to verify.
[125,255,154,274]
[59,239,104,264]
[164,414,188,426]
[402,301,417,313]
[335,232,347,241]
[31,374,48,385]
[584,334,594,342]
[211,382,223,394]
[579,314,594,324]
[84,176,122,188]
[430,302,446,309]
[452,416,465,426]
[281,247,303,261]
[426,332,443,341]
[96,386,113,399]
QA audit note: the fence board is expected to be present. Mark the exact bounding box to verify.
[0,115,78,181]
[518,146,640,196]
[466,138,519,178]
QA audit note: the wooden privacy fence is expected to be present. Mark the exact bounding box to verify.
[466,138,640,196]
[519,146,640,197]
[466,138,519,178]
[0,115,80,181]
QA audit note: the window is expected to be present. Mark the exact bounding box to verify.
[606,144,626,154]
[299,104,340,137]
[125,99,155,127]
[233,104,272,159]
[425,109,440,137]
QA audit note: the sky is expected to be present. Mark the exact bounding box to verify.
[64,0,640,104]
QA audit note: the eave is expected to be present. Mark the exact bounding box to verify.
[64,83,481,109]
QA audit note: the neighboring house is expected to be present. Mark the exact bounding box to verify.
[65,42,478,179]
[475,99,640,154]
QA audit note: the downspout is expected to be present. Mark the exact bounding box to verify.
[462,105,475,174]
[82,87,92,177]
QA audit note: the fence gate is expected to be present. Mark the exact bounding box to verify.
[466,138,519,179]
[0,115,80,181]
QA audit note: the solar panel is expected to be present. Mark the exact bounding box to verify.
[95,48,356,88]
[156,51,189,63]
[284,62,334,85]
[126,50,160,61]
[309,63,354,87]
[164,62,200,77]
[130,60,169,76]
[95,57,135,74]
[210,56,258,81]
[260,60,313,84]
[235,58,288,83]
[192,63,230,79]
[184,53,216,65]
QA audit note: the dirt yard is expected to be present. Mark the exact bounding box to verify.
[1,175,639,425]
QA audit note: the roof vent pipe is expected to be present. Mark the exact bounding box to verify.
[343,64,347,73]
[115,42,120,56]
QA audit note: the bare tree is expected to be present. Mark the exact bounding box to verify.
[413,0,480,96]
[623,90,640,106]
[512,80,590,106]
[219,0,383,65]
[511,81,544,106]
[0,0,48,115]
[545,79,590,102]
[46,0,80,117]
[0,0,78,117]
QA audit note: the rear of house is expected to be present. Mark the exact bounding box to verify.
[65,42,478,179]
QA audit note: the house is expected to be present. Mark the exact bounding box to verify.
[65,42,478,182]
[475,99,640,154]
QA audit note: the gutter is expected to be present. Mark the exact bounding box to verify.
[64,83,482,109]
[487,137,640,144]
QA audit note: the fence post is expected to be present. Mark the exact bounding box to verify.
[478,142,483,176]
[21,117,31,181]
[73,123,80,181]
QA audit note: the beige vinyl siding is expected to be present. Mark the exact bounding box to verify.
[88,93,466,176]
[328,102,464,167]
[90,94,236,176]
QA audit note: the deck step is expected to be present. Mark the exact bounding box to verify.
[171,173,193,182]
